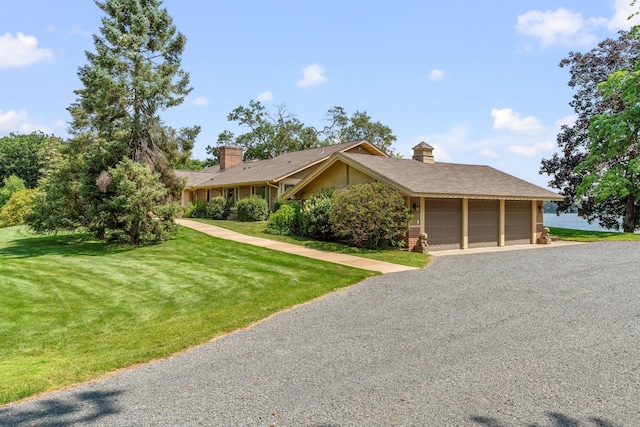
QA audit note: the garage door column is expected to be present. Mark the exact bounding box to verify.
[499,200,505,247]
[461,198,468,250]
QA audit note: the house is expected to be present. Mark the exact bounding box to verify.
[176,141,564,251]
[175,140,384,210]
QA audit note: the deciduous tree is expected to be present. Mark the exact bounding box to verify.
[540,31,640,230]
[0,132,60,188]
[206,102,397,164]
[577,67,640,232]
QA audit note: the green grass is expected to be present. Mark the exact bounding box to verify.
[0,225,375,405]
[194,219,431,268]
[549,227,640,242]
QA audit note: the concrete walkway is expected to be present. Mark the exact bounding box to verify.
[429,239,582,256]
[176,219,418,274]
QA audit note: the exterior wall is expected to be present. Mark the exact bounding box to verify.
[344,146,377,155]
[297,162,377,200]
[299,162,348,199]
[408,197,421,249]
[349,167,373,186]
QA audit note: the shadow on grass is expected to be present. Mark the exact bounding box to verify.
[0,389,123,426]
[471,412,621,427]
[0,233,133,259]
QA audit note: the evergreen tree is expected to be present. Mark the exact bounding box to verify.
[29,0,197,244]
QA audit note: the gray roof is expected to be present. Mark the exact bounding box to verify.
[174,170,218,187]
[338,153,563,200]
[176,140,382,188]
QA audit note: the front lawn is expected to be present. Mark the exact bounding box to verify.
[196,219,431,268]
[0,226,375,405]
[550,227,640,242]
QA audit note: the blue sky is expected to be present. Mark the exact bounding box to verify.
[1,1,639,189]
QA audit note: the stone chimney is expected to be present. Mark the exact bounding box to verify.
[412,141,435,164]
[219,145,243,171]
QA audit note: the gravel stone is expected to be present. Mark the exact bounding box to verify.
[1,242,639,426]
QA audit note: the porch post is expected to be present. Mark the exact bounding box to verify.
[531,200,537,244]
[461,198,468,249]
[419,197,425,235]
[499,199,505,247]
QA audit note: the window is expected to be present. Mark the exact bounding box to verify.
[225,188,237,206]
[252,185,267,199]
[283,184,295,193]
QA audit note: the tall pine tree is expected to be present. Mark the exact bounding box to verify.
[29,0,197,244]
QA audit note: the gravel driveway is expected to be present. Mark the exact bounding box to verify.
[2,242,639,426]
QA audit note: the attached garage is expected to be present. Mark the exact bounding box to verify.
[425,198,462,251]
[282,142,564,252]
[505,200,532,245]
[468,199,500,249]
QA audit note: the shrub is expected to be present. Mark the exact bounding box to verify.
[99,158,178,245]
[299,189,334,240]
[0,175,26,208]
[206,196,229,220]
[0,188,38,227]
[236,196,268,222]
[265,204,298,235]
[187,201,208,218]
[329,182,411,249]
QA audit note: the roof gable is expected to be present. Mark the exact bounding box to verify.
[180,140,386,188]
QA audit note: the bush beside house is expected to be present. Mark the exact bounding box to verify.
[236,196,269,222]
[330,182,412,249]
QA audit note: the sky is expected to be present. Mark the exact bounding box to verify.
[2,0,640,190]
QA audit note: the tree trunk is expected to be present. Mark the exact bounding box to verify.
[130,221,140,246]
[623,194,636,233]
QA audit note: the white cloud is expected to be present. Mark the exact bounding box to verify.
[554,114,577,129]
[479,148,499,158]
[0,32,54,69]
[0,109,51,134]
[430,144,451,161]
[515,8,606,47]
[190,96,209,107]
[608,0,640,30]
[491,108,543,133]
[296,63,327,87]
[429,69,445,81]
[257,91,273,102]
[507,141,554,157]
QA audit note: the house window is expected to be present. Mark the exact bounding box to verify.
[225,188,237,207]
[283,184,295,193]
[252,185,267,199]
[206,189,211,202]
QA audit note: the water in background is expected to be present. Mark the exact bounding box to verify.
[543,212,640,234]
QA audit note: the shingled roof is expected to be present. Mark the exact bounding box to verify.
[290,152,564,201]
[176,140,384,188]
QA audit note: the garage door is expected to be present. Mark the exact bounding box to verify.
[425,198,461,250]
[505,201,531,245]
[469,199,499,248]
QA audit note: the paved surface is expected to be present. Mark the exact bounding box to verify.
[2,241,639,426]
[176,219,418,274]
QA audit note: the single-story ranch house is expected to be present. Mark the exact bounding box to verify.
[175,140,564,251]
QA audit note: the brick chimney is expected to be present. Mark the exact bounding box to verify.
[412,142,435,164]
[219,145,243,171]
